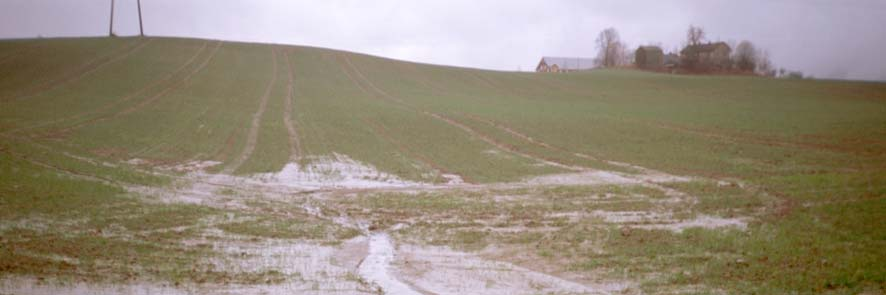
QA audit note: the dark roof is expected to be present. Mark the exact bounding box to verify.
[664,53,680,64]
[681,42,730,54]
[539,57,595,70]
[637,46,663,53]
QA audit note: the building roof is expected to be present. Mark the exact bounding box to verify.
[681,42,730,54]
[637,46,663,53]
[540,57,596,70]
[663,53,680,64]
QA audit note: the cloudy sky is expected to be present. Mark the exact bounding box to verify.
[2,0,885,81]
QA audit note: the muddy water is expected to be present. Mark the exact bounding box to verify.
[358,233,421,295]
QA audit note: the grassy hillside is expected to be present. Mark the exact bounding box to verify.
[1,37,884,293]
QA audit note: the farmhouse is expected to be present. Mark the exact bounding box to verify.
[635,46,664,69]
[680,42,731,70]
[536,57,595,73]
[663,53,680,68]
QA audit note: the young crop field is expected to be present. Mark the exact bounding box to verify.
[0,37,884,294]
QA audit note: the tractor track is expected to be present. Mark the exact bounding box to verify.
[6,39,152,102]
[41,41,221,138]
[339,54,586,172]
[361,117,474,184]
[221,47,279,174]
[336,54,471,183]
[280,48,304,161]
[6,41,211,136]
[116,41,221,117]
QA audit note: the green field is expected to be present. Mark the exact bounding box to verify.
[1,37,884,294]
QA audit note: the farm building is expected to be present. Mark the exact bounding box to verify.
[536,57,595,73]
[635,46,664,69]
[680,42,731,70]
[663,53,680,68]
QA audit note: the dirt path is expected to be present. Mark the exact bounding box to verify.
[221,47,279,174]
[280,48,303,161]
[8,41,211,137]
[7,39,152,102]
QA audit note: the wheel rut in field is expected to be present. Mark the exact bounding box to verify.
[339,54,587,172]
[339,56,680,181]
[0,145,119,187]
[7,38,152,102]
[362,117,472,184]
[41,41,221,138]
[116,41,221,117]
[9,41,211,136]
[221,47,279,174]
[280,48,303,161]
[336,53,468,183]
[460,114,689,178]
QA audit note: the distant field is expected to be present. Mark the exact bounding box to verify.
[1,37,884,294]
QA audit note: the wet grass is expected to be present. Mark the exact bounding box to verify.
[218,216,360,241]
[0,147,303,285]
[337,179,883,293]
[330,185,683,254]
[0,37,884,293]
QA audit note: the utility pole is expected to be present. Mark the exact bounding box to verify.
[137,0,144,36]
[108,0,115,36]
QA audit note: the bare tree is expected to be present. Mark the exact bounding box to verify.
[620,42,633,66]
[680,25,707,70]
[595,28,624,68]
[733,40,757,72]
[756,50,775,76]
[686,25,706,46]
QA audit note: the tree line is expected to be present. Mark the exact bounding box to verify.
[594,25,805,78]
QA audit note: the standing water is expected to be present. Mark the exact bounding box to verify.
[358,233,421,295]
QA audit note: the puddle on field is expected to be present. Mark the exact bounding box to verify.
[103,150,751,294]
[180,229,370,294]
[358,232,421,294]
[254,153,424,189]
[634,215,748,232]
[392,244,629,295]
[524,170,640,186]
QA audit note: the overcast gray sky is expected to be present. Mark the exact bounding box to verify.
[2,0,885,81]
